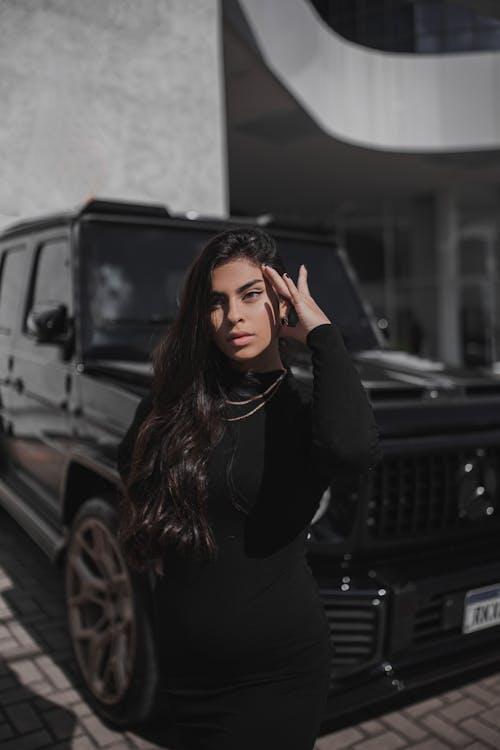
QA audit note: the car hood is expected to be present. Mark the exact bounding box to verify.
[85,348,500,439]
[351,348,500,439]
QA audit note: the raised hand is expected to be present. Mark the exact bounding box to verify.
[262,263,331,345]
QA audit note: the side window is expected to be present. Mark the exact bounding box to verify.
[0,245,29,336]
[25,239,73,334]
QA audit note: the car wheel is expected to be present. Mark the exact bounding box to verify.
[63,496,160,728]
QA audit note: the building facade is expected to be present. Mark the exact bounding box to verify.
[223,0,500,368]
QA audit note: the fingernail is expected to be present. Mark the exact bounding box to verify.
[283,273,289,278]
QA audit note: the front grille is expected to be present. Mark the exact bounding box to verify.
[321,589,384,681]
[413,580,500,646]
[414,597,448,645]
[368,447,500,541]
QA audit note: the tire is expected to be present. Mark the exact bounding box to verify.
[63,496,161,729]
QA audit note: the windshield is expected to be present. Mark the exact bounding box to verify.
[275,235,378,352]
[78,222,378,361]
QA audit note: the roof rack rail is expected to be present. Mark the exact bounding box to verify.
[78,197,170,219]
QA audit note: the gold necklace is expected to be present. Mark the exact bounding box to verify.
[222,370,286,422]
[224,370,286,405]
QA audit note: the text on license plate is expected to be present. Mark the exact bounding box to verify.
[463,583,500,634]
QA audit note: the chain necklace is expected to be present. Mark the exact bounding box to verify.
[222,370,286,422]
[225,370,286,405]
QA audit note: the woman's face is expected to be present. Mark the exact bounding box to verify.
[208,257,288,370]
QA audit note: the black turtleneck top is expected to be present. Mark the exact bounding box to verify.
[117,323,382,689]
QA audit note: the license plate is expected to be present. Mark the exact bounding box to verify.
[463,583,500,634]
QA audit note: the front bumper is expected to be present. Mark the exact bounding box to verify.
[310,544,500,721]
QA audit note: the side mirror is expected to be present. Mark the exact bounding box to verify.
[26,303,68,343]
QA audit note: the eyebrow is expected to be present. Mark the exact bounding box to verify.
[210,278,265,297]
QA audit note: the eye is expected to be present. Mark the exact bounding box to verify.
[244,290,262,300]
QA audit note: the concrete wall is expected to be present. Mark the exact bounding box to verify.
[0,0,227,227]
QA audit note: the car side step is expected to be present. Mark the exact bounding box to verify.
[0,477,67,563]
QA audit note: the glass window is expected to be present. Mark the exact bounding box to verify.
[461,283,493,367]
[394,3,415,38]
[460,236,487,276]
[79,223,217,360]
[416,33,441,52]
[444,5,474,30]
[476,15,500,30]
[79,222,379,361]
[344,228,385,283]
[277,235,379,351]
[335,5,357,41]
[445,28,475,52]
[30,240,72,312]
[393,226,412,279]
[310,0,500,53]
[476,28,500,50]
[362,8,386,41]
[0,246,29,336]
[412,1,444,35]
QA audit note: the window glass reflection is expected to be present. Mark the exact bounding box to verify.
[311,0,500,54]
[79,223,378,361]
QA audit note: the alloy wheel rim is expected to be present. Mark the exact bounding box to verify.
[65,516,136,704]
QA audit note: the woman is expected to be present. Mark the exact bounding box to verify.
[116,228,382,750]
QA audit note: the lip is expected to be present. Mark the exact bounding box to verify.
[228,333,254,346]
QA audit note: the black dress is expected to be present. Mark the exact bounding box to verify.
[117,323,382,750]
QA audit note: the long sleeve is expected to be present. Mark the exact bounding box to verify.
[304,322,382,473]
[116,389,154,482]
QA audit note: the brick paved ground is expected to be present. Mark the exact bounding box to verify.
[1,504,500,750]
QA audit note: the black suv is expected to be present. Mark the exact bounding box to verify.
[1,198,499,728]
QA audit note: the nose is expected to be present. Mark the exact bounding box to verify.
[226,297,244,324]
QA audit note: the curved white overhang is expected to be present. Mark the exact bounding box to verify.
[238,0,500,152]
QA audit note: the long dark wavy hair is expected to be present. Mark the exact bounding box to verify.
[117,227,291,572]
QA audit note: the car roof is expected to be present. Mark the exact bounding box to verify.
[0,197,336,245]
[0,198,171,240]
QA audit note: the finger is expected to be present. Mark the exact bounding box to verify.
[282,273,300,304]
[297,263,311,297]
[262,265,292,300]
[262,272,285,306]
[296,264,309,296]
